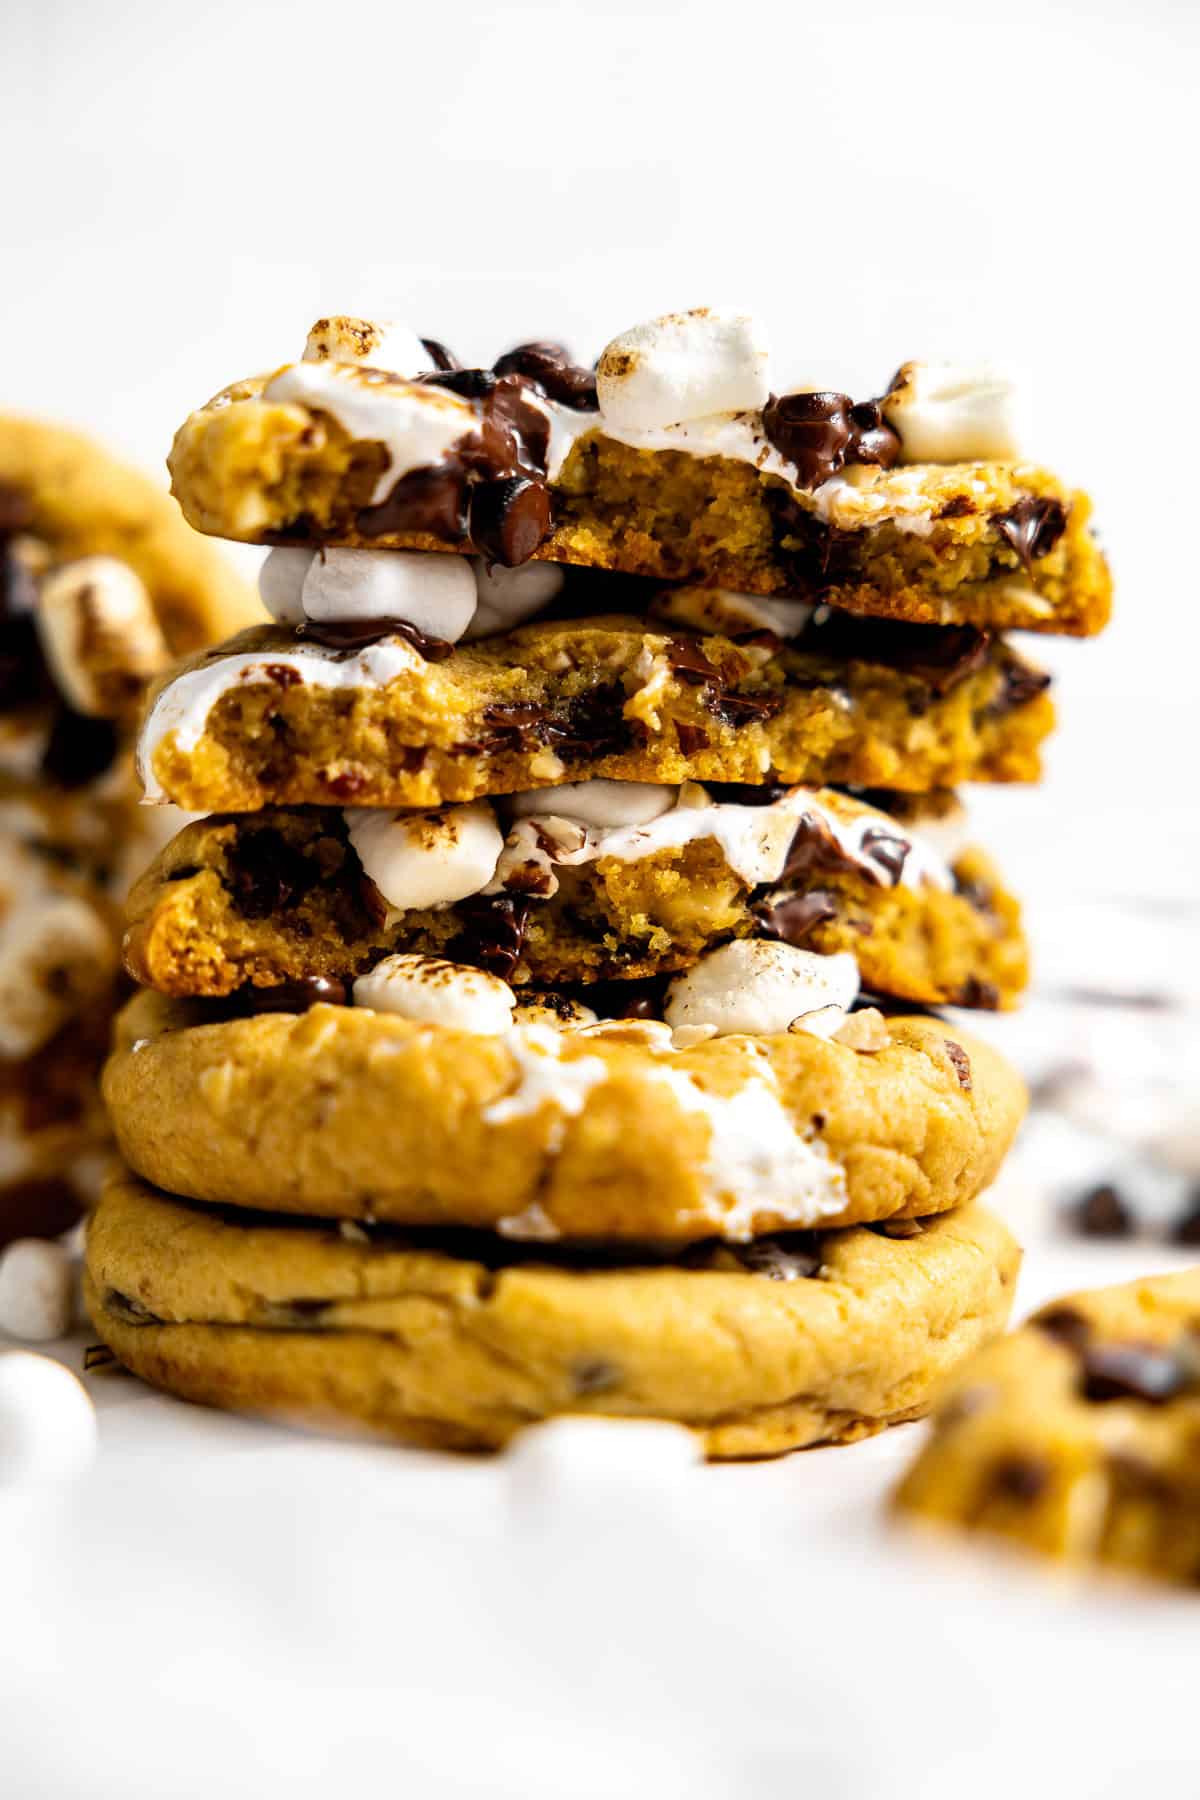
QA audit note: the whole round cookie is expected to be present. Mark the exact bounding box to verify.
[84,1173,1021,1457]
[103,994,1026,1242]
[894,1267,1200,1584]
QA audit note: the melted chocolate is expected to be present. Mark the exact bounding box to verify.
[225,827,322,920]
[420,338,460,372]
[227,977,350,1015]
[491,342,599,411]
[761,391,900,490]
[449,895,531,980]
[984,650,1053,719]
[803,613,993,695]
[993,496,1068,575]
[752,889,840,945]
[297,617,454,660]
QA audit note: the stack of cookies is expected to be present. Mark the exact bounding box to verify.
[0,417,253,1272]
[86,308,1110,1456]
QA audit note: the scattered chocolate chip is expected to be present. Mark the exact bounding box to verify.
[705,689,782,726]
[449,895,531,980]
[993,496,1068,575]
[420,337,460,372]
[228,977,350,1015]
[225,827,321,919]
[1036,1306,1093,1351]
[467,475,553,567]
[1066,1183,1135,1240]
[752,889,839,945]
[943,1039,972,1089]
[297,617,454,660]
[40,708,119,787]
[326,769,369,799]
[1079,1343,1192,1405]
[989,1455,1051,1504]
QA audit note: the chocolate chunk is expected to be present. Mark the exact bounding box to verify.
[762,391,899,489]
[665,636,719,686]
[954,977,1000,1010]
[993,496,1068,575]
[983,650,1053,719]
[989,1455,1051,1504]
[492,342,599,411]
[701,782,791,806]
[1066,1183,1135,1240]
[942,1039,972,1089]
[1079,1343,1192,1406]
[684,1234,823,1279]
[780,813,861,886]
[547,681,636,758]
[449,895,531,980]
[859,825,910,885]
[845,399,901,469]
[420,337,460,372]
[297,617,454,660]
[1169,1188,1200,1246]
[953,872,996,914]
[225,827,321,919]
[229,977,350,1015]
[752,889,839,945]
[467,475,553,567]
[803,612,993,696]
[40,708,119,787]
[1036,1305,1093,1351]
[674,721,709,756]
[706,689,782,726]
[419,368,498,401]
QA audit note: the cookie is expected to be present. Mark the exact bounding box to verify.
[123,788,1027,1008]
[165,316,1109,636]
[137,617,1054,813]
[84,1172,1020,1457]
[103,992,1026,1241]
[893,1269,1200,1584]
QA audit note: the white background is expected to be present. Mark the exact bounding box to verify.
[3,3,1200,1793]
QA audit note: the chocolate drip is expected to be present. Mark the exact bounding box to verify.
[762,391,900,490]
[993,496,1068,575]
[449,895,531,980]
[297,616,454,660]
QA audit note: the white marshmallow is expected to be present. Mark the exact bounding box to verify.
[0,890,116,1059]
[301,548,478,642]
[0,1351,97,1488]
[0,1240,74,1342]
[353,953,515,1034]
[257,546,312,624]
[648,585,813,640]
[302,316,439,376]
[596,308,771,432]
[464,559,565,640]
[509,779,676,830]
[881,362,1027,463]
[664,941,859,1039]
[345,801,503,911]
[36,557,168,716]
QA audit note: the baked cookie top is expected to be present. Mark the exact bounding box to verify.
[84,1174,1021,1456]
[103,991,1026,1241]
[166,309,1110,636]
[136,615,1054,812]
[123,786,1027,1010]
[894,1267,1200,1586]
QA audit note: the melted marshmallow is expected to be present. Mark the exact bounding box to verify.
[137,636,424,802]
[484,1026,609,1157]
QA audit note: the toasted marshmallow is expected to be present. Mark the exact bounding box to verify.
[648,585,812,640]
[36,557,168,717]
[512,993,599,1030]
[345,801,503,911]
[0,889,116,1059]
[303,316,439,376]
[300,548,477,641]
[464,559,565,640]
[257,546,312,624]
[509,779,676,830]
[881,362,1027,463]
[353,953,515,1034]
[596,308,771,432]
[664,941,859,1040]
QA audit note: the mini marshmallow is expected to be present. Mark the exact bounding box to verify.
[881,362,1027,463]
[464,559,565,640]
[353,953,515,1034]
[0,1240,74,1342]
[301,548,478,641]
[345,801,503,911]
[596,308,771,432]
[664,940,860,1039]
[36,557,169,716]
[257,546,313,624]
[649,585,813,640]
[510,779,676,830]
[0,1351,97,1487]
[302,316,439,376]
[0,892,117,1059]
[512,994,599,1029]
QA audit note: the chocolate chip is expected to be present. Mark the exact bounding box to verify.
[954,977,1001,1010]
[859,825,910,885]
[420,337,460,372]
[297,617,454,660]
[468,476,553,567]
[492,342,598,411]
[762,392,853,489]
[225,827,321,919]
[845,399,900,469]
[752,889,839,945]
[1066,1183,1135,1240]
[942,1040,972,1089]
[40,708,119,787]
[780,813,863,886]
[993,496,1068,575]
[674,721,709,756]
[449,895,531,980]
[228,977,350,1015]
[1036,1306,1093,1350]
[665,636,719,686]
[1079,1343,1192,1405]
[989,1455,1051,1504]
[983,649,1053,719]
